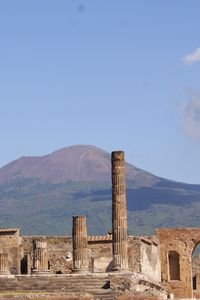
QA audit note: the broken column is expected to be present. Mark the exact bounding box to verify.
[112,151,128,271]
[0,253,10,275]
[72,216,89,273]
[32,238,49,274]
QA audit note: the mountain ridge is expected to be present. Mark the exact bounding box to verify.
[0,145,159,186]
[0,144,200,235]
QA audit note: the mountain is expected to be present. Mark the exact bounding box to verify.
[0,145,158,186]
[0,144,200,236]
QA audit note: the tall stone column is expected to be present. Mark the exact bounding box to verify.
[112,151,128,271]
[72,216,89,273]
[0,253,10,275]
[32,238,49,274]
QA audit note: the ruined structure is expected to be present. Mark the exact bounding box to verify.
[72,216,89,273]
[32,238,49,274]
[0,150,199,299]
[156,228,200,299]
[112,151,128,271]
[0,228,21,274]
[0,253,9,275]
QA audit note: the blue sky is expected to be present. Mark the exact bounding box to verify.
[1,0,200,183]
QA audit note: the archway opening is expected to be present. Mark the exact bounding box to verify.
[168,251,180,280]
[192,243,200,292]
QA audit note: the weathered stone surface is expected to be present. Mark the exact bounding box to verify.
[93,255,113,272]
[0,274,111,295]
[0,297,92,300]
[32,238,49,274]
[0,253,9,275]
[0,228,21,274]
[20,235,161,278]
[156,227,200,298]
[72,216,89,273]
[22,236,73,274]
[109,273,166,298]
[0,273,167,299]
[140,238,161,283]
[117,296,161,300]
[112,151,128,271]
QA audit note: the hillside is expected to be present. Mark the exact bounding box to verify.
[0,145,158,186]
[0,145,200,236]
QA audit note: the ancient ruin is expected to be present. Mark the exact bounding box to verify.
[0,150,199,299]
[0,253,9,275]
[112,151,128,271]
[72,216,89,273]
[32,238,49,274]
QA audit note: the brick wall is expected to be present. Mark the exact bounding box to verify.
[156,227,200,298]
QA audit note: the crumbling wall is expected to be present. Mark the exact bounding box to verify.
[22,235,160,275]
[22,236,73,273]
[140,238,161,283]
[128,237,141,273]
[22,235,113,273]
[128,236,161,283]
[88,236,112,272]
[0,229,161,286]
[156,228,200,298]
[0,228,21,274]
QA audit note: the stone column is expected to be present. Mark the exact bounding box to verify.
[32,238,49,274]
[72,216,89,273]
[112,151,128,271]
[0,253,10,275]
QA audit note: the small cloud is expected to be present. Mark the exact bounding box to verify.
[183,47,200,65]
[181,91,200,140]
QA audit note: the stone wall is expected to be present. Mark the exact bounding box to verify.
[140,238,161,283]
[22,235,112,274]
[128,236,161,283]
[0,228,21,274]
[88,236,113,272]
[0,229,163,295]
[21,234,161,279]
[156,227,200,298]
[22,236,73,274]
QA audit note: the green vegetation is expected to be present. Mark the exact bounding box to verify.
[1,178,200,236]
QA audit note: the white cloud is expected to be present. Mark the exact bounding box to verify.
[183,47,200,65]
[181,92,200,140]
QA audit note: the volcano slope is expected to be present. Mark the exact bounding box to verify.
[0,145,200,235]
